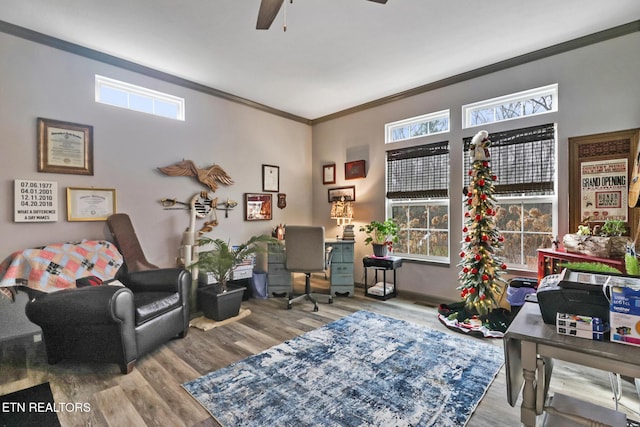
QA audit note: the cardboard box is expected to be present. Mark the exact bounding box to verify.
[610,285,640,347]
[556,313,607,332]
[556,325,606,341]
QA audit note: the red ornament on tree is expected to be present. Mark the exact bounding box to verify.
[477,179,485,186]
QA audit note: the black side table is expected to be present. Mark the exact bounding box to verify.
[363,256,402,300]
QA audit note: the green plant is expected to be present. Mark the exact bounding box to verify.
[359,219,399,246]
[192,234,277,290]
[559,261,621,274]
[597,219,626,237]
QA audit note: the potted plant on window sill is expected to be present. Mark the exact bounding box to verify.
[192,234,277,320]
[359,219,399,257]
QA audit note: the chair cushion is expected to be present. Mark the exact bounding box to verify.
[133,291,180,325]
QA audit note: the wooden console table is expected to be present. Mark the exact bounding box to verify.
[504,302,640,426]
[537,248,625,282]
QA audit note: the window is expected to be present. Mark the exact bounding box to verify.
[462,84,557,128]
[386,142,450,261]
[95,75,185,121]
[385,110,450,144]
[463,124,557,270]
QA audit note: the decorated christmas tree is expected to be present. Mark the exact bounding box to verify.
[458,130,508,315]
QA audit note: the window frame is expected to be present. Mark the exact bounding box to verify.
[385,140,451,263]
[385,109,450,144]
[388,198,450,262]
[95,75,185,121]
[462,124,559,271]
[462,84,558,129]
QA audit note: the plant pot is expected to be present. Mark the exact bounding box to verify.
[562,234,630,259]
[372,243,388,257]
[197,283,244,321]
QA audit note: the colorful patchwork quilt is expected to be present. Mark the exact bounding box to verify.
[0,240,123,301]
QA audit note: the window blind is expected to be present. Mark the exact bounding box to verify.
[386,141,450,199]
[463,124,556,196]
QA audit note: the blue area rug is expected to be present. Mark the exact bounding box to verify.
[182,310,504,427]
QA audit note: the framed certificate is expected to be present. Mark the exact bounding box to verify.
[38,118,94,175]
[262,164,279,192]
[323,164,336,184]
[66,187,116,221]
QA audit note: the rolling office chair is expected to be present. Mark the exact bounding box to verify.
[285,225,333,312]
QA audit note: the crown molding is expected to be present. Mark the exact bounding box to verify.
[2,19,638,126]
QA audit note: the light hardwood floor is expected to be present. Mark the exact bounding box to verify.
[2,280,640,427]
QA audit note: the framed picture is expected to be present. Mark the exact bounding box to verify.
[262,164,279,192]
[245,193,273,221]
[66,187,116,221]
[569,129,640,239]
[345,160,366,180]
[323,164,336,184]
[38,118,94,175]
[328,186,356,203]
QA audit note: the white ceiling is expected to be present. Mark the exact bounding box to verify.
[1,0,640,120]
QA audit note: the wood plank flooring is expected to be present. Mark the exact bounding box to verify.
[2,281,640,426]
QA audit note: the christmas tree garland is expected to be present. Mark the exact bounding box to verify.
[458,130,508,315]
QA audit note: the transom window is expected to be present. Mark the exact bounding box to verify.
[385,110,450,144]
[462,84,557,129]
[95,75,185,121]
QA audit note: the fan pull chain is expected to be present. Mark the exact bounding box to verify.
[283,0,293,32]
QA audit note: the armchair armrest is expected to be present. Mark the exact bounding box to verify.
[122,268,191,295]
[25,285,134,326]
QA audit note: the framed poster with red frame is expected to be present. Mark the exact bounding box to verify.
[345,160,366,180]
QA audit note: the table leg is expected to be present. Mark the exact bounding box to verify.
[521,340,538,426]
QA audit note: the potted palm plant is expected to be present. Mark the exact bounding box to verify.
[192,234,276,320]
[360,219,399,257]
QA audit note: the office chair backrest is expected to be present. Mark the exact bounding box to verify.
[285,226,325,273]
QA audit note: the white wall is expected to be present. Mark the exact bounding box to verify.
[0,32,312,268]
[2,29,640,308]
[312,32,640,302]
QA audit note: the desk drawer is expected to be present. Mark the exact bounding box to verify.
[330,243,354,263]
[331,263,353,276]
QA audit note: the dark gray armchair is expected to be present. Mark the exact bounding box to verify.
[25,268,191,374]
[25,213,190,374]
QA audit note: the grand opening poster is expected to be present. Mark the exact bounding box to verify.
[580,158,628,223]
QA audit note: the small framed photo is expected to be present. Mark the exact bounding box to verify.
[66,187,116,221]
[328,186,356,203]
[38,118,94,175]
[323,164,336,185]
[245,193,273,221]
[345,160,366,180]
[262,164,279,192]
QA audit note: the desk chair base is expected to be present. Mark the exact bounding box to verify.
[287,273,333,312]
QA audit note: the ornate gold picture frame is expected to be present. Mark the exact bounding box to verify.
[38,118,94,175]
[67,187,116,221]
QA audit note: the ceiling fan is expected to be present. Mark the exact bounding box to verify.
[256,0,388,30]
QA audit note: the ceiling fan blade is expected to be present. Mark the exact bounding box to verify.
[367,0,388,3]
[256,0,285,30]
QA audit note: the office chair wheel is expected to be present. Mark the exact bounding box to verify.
[313,306,318,312]
[328,297,334,304]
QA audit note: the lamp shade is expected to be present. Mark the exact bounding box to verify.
[330,197,353,225]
